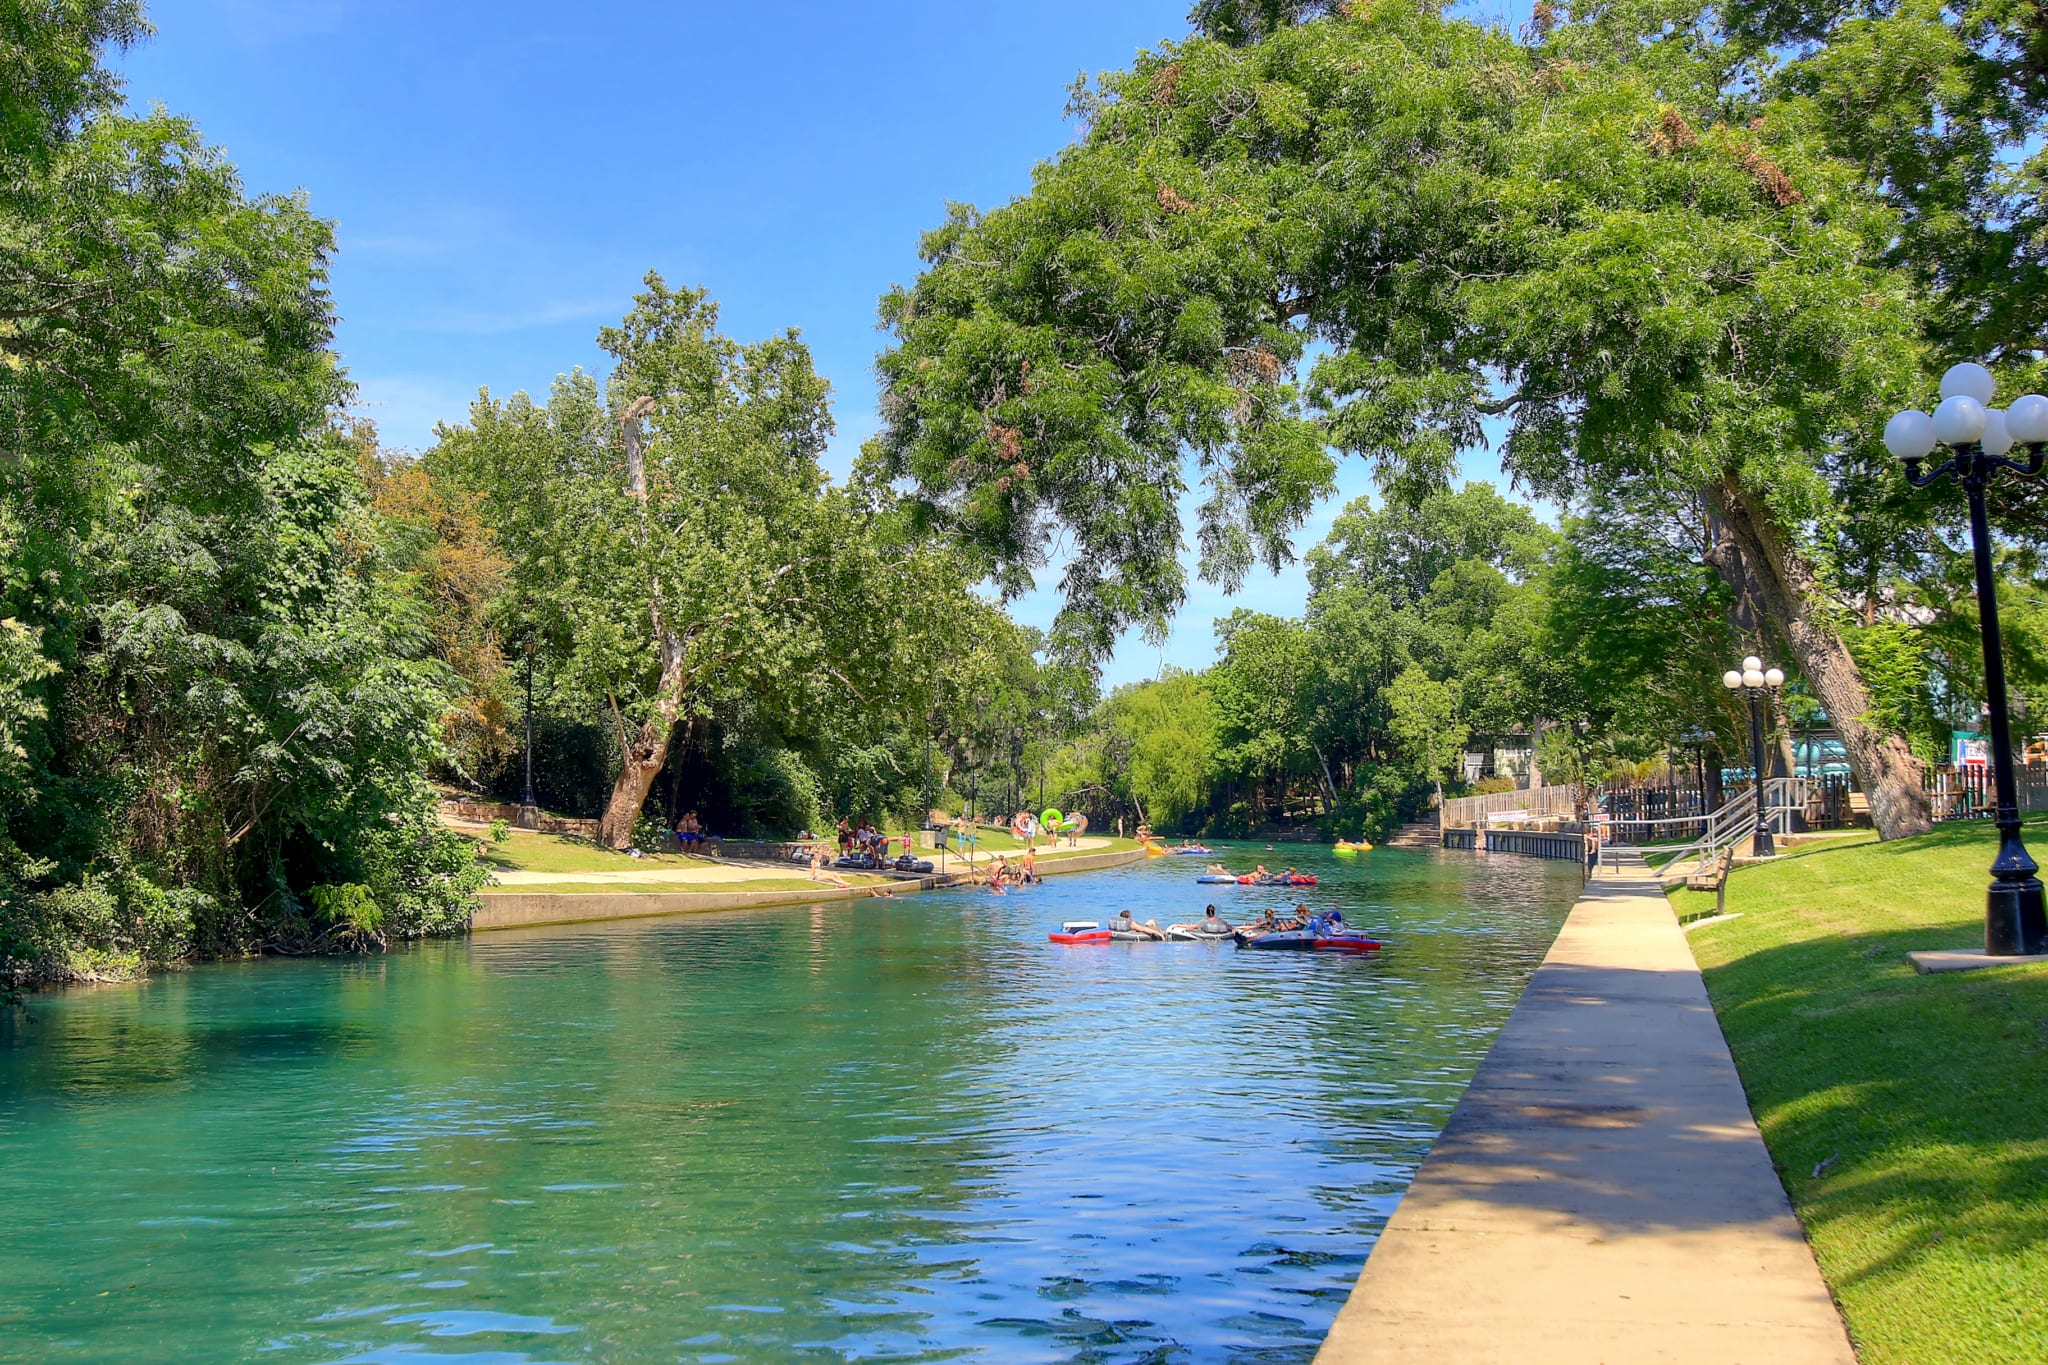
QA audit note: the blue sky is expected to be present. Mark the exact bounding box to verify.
[116,0,1530,687]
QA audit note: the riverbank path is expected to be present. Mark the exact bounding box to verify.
[1316,849,1854,1364]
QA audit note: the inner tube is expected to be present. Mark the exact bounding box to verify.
[1196,875,1238,884]
[1234,929,1383,953]
[1049,928,1112,945]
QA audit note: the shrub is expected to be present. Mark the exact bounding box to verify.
[489,817,511,843]
[0,869,209,982]
[633,813,671,853]
[359,811,489,940]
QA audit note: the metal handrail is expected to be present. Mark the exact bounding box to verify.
[1607,778,1808,883]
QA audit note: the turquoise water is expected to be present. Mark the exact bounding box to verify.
[0,844,1580,1363]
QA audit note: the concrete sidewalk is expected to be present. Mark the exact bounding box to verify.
[1316,850,1855,1365]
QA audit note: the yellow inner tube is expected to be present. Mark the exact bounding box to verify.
[1333,839,1373,853]
[1141,839,1167,857]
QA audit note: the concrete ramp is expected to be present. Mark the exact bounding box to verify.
[1316,851,1854,1365]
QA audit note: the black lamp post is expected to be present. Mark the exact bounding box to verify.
[520,638,538,820]
[1887,362,2048,957]
[1721,656,1784,858]
[1678,726,1712,819]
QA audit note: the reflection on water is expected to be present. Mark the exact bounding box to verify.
[0,845,1578,1362]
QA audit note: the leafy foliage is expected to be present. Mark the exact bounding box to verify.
[0,9,484,983]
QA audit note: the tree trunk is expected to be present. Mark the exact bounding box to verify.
[1770,693,1798,779]
[596,396,677,851]
[597,636,687,849]
[1704,474,1932,840]
[1310,740,1342,816]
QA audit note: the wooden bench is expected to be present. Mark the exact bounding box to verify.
[1685,847,1734,917]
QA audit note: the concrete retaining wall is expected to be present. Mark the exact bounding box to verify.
[471,845,1145,931]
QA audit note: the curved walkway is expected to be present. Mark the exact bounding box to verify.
[1316,849,1854,1364]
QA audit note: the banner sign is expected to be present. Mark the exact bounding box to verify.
[1952,731,1990,766]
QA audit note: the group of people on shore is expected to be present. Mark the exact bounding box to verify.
[979,847,1039,892]
[674,811,711,851]
[836,817,897,860]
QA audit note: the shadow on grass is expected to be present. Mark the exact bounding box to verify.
[1684,827,2048,1357]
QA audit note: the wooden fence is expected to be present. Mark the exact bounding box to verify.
[1439,784,1583,829]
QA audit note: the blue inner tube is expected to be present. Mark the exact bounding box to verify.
[1194,875,1238,884]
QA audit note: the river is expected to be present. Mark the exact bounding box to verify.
[0,843,1580,1363]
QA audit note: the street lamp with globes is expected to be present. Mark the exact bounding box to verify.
[1885,361,2048,957]
[1722,657,1786,857]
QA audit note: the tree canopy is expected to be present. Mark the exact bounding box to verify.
[870,0,1969,836]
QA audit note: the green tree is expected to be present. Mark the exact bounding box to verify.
[2,10,485,978]
[872,5,1937,838]
[1388,664,1468,808]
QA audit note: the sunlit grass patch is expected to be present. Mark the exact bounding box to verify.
[1677,815,2048,1364]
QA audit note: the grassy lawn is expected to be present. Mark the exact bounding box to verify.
[1673,816,2048,1365]
[481,875,892,896]
[456,827,709,874]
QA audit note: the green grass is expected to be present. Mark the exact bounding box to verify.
[1674,816,2048,1364]
[481,875,891,896]
[457,827,706,874]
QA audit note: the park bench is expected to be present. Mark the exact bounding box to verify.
[1684,847,1734,917]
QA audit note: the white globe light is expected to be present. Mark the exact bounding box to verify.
[1884,409,1938,461]
[1764,667,1785,688]
[1743,655,1763,672]
[1983,408,2014,456]
[2008,394,2048,445]
[1723,670,1743,690]
[1933,394,1988,445]
[1742,669,1765,689]
[1940,361,1997,405]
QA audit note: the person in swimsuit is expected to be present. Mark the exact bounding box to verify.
[1114,909,1166,940]
[1172,904,1234,937]
[1206,863,1230,876]
[1020,846,1038,884]
[809,843,851,888]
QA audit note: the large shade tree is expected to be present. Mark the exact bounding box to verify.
[869,3,1937,837]
[435,277,957,848]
